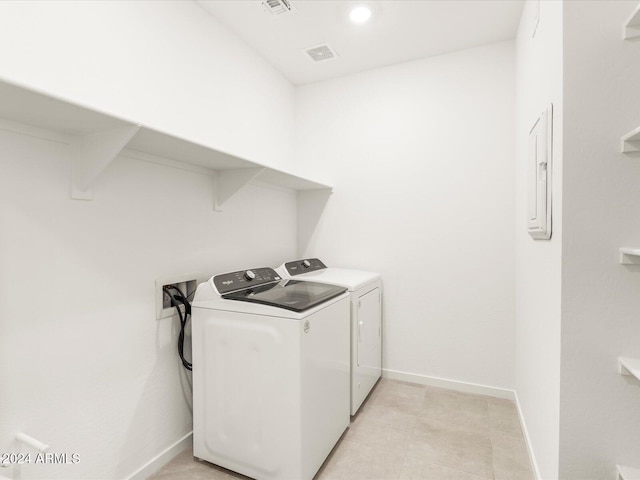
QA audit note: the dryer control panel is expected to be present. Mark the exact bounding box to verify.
[213,267,281,294]
[284,258,327,276]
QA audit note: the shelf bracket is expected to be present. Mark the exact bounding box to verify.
[618,464,640,480]
[618,357,640,380]
[214,167,265,211]
[621,127,640,155]
[70,124,141,200]
[624,3,640,40]
[619,248,640,264]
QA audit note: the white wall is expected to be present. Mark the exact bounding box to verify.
[0,1,300,479]
[295,42,516,392]
[0,126,297,480]
[0,0,295,170]
[514,1,563,478]
[560,1,640,478]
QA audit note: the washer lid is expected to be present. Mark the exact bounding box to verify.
[222,279,346,312]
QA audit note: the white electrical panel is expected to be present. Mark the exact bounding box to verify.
[528,105,553,240]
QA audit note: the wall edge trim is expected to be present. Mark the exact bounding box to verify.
[513,390,542,480]
[381,368,515,400]
[124,431,192,480]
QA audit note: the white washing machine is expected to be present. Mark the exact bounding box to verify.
[276,259,382,415]
[191,267,350,480]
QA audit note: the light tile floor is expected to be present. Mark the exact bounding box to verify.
[149,379,533,480]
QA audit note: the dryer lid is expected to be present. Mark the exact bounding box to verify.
[284,268,381,291]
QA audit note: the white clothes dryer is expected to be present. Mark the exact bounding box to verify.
[276,259,382,415]
[192,267,350,480]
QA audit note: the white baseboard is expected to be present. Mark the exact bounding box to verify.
[513,391,541,480]
[124,431,192,480]
[382,368,516,400]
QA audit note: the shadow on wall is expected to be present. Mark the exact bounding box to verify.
[297,189,332,256]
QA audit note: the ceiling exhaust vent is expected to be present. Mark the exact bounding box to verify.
[262,0,293,15]
[305,43,339,62]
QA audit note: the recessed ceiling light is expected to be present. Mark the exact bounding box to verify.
[349,5,371,24]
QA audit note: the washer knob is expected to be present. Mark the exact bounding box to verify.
[302,260,311,268]
[244,270,256,281]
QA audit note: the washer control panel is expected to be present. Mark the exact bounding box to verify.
[284,258,327,276]
[213,267,281,294]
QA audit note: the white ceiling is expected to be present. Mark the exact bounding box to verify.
[196,0,524,86]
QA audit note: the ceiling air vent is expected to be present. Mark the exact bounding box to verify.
[262,0,293,15]
[305,43,338,63]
